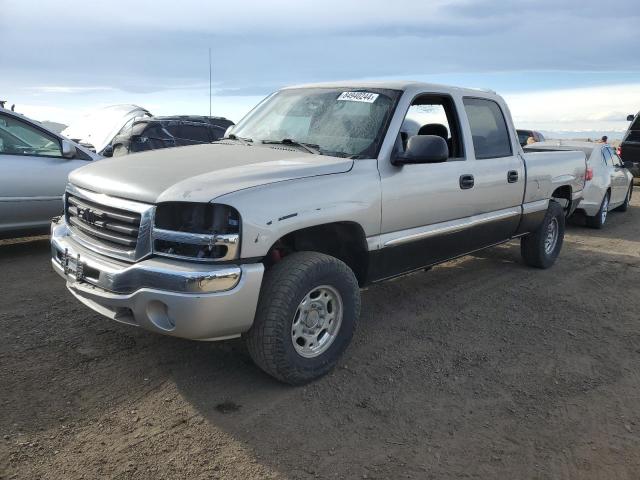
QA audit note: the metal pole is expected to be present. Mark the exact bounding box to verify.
[209,47,212,116]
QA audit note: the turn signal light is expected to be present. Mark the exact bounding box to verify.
[585,167,594,182]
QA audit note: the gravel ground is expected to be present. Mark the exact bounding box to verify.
[1,198,640,480]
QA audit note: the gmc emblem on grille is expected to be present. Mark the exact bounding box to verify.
[78,207,98,225]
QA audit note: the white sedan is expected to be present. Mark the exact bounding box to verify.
[525,141,633,228]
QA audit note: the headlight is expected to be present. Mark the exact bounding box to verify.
[152,202,240,261]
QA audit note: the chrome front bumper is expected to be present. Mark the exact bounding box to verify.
[51,219,264,341]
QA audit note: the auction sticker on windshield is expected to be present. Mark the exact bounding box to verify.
[337,92,379,103]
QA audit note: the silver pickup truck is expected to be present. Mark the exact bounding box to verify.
[51,81,586,384]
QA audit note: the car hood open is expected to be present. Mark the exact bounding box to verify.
[68,143,354,204]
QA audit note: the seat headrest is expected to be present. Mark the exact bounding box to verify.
[418,123,448,139]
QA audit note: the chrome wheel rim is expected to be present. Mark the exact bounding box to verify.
[544,217,559,255]
[291,285,343,358]
[601,195,609,224]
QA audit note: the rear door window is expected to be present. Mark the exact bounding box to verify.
[166,124,211,143]
[463,98,512,159]
[608,147,623,167]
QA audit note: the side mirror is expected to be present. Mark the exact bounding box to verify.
[102,144,114,157]
[392,135,449,166]
[628,114,635,122]
[61,139,77,159]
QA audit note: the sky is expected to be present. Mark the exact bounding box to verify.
[1,0,639,138]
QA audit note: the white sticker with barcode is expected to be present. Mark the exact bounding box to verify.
[337,91,379,103]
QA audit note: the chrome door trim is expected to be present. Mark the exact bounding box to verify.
[381,206,521,248]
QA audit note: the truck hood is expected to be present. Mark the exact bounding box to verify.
[69,143,354,204]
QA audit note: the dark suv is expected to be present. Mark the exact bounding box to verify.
[108,116,234,157]
[619,112,640,176]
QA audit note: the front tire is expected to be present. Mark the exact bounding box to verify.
[521,200,565,269]
[245,252,361,385]
[586,192,610,229]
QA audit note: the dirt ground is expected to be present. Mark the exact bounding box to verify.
[2,198,640,480]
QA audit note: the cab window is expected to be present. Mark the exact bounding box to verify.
[400,94,464,159]
[462,97,512,159]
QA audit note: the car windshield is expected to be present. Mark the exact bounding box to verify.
[231,88,401,158]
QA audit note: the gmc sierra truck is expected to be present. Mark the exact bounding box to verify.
[51,81,586,384]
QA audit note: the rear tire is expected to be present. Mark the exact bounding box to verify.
[615,184,633,212]
[521,200,565,269]
[245,252,360,385]
[586,192,610,229]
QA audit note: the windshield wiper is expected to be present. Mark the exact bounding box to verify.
[222,134,253,145]
[261,138,320,155]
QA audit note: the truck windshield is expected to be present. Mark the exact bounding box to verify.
[231,88,401,158]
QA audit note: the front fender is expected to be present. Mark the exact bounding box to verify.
[213,159,381,259]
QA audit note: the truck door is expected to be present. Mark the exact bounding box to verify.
[374,93,523,280]
[460,97,526,232]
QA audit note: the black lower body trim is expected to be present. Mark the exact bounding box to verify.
[366,215,520,283]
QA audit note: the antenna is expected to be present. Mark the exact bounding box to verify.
[208,47,212,117]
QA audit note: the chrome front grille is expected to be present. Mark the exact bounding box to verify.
[64,184,155,262]
[67,195,141,248]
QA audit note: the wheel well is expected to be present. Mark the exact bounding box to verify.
[265,222,369,286]
[551,186,572,215]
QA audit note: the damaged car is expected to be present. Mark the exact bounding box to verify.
[62,104,151,156]
[108,116,234,157]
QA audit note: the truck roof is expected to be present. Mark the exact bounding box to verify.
[283,80,499,98]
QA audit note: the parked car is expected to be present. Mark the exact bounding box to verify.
[525,141,633,228]
[61,104,151,156]
[619,112,640,177]
[108,116,234,157]
[0,108,100,238]
[51,81,586,384]
[517,129,546,146]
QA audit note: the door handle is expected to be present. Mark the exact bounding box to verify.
[459,174,474,189]
[508,170,519,183]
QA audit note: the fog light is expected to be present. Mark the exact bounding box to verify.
[146,301,175,331]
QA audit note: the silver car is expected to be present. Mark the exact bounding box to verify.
[0,108,100,238]
[526,141,633,228]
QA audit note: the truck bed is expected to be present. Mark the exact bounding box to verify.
[520,150,586,207]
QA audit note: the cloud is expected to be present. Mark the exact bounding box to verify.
[30,86,118,94]
[1,0,638,135]
[2,0,638,97]
[504,83,640,133]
